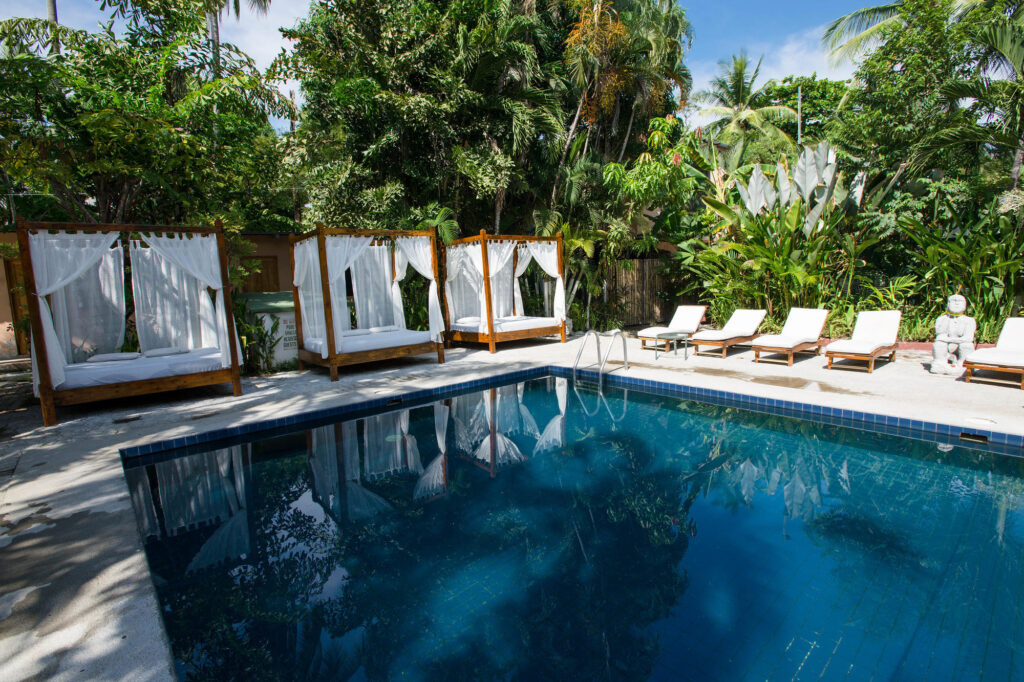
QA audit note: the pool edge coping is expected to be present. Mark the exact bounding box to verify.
[120,364,1024,461]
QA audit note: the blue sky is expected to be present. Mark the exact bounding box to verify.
[4,0,869,120]
[684,1,867,95]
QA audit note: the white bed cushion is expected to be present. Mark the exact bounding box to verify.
[752,334,818,349]
[494,316,559,333]
[825,339,889,355]
[339,329,431,352]
[343,328,370,337]
[142,346,188,358]
[61,348,222,389]
[368,325,399,333]
[86,352,141,363]
[305,337,326,355]
[450,316,559,334]
[966,348,1024,368]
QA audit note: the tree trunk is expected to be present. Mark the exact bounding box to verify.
[550,92,587,204]
[206,11,221,149]
[1012,141,1024,189]
[617,103,636,163]
[47,0,59,55]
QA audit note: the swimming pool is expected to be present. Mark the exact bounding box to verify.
[124,375,1024,680]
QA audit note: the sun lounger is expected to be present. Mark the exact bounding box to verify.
[964,318,1024,388]
[825,310,901,373]
[638,305,706,351]
[751,308,829,366]
[691,309,767,358]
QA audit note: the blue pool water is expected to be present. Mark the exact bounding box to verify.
[124,377,1024,681]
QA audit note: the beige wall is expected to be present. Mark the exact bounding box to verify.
[0,233,18,358]
[243,234,294,292]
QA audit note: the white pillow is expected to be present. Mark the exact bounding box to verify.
[342,328,371,337]
[86,352,141,363]
[143,346,189,358]
[369,325,398,333]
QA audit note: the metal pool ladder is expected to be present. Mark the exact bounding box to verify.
[572,329,629,392]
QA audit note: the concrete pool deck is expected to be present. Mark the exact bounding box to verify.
[1,334,1022,680]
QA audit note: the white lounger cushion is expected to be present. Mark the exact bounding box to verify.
[638,305,705,337]
[826,310,901,355]
[754,308,829,349]
[966,318,1024,367]
[306,330,432,356]
[964,348,1024,368]
[61,348,221,389]
[692,309,766,341]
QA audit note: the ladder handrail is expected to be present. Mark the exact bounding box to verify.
[572,330,602,383]
[598,329,629,392]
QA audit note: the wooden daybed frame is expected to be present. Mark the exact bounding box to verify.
[825,344,898,373]
[751,339,825,366]
[17,218,242,426]
[444,230,566,354]
[290,224,444,381]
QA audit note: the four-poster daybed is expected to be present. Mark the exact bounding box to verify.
[17,219,242,426]
[290,224,445,381]
[443,230,566,353]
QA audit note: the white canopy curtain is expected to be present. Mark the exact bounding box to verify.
[130,242,218,353]
[309,425,344,525]
[478,387,526,466]
[324,235,372,352]
[526,241,566,321]
[391,248,408,331]
[445,245,482,325]
[396,236,444,342]
[447,240,517,332]
[513,245,532,315]
[535,377,568,455]
[350,245,397,330]
[399,409,423,474]
[340,420,393,521]
[142,232,232,368]
[292,238,327,354]
[414,402,450,501]
[28,230,120,390]
[50,244,125,365]
[363,412,406,479]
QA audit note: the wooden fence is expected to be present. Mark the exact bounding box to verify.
[604,257,673,327]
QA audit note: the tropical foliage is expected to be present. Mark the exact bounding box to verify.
[3,0,1024,341]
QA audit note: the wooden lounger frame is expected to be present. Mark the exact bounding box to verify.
[443,230,566,354]
[290,224,444,381]
[826,344,897,373]
[964,361,1024,389]
[692,334,760,358]
[17,218,243,426]
[752,339,825,366]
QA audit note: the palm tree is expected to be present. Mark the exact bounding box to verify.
[917,20,1024,186]
[695,54,797,165]
[823,1,1014,61]
[205,0,271,78]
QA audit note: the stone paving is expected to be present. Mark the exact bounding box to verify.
[0,335,1022,680]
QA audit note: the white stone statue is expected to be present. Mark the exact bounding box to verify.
[930,294,976,375]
